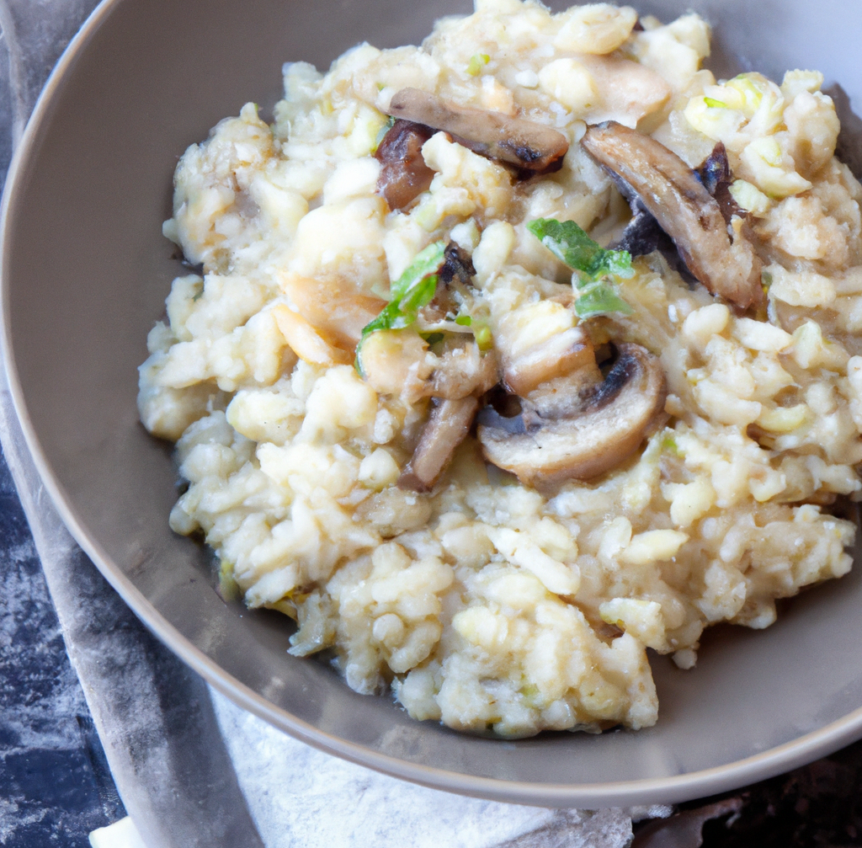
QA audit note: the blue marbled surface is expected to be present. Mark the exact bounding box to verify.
[0,451,124,846]
[0,4,124,842]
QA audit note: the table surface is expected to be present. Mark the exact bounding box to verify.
[0,3,126,843]
[3,2,862,847]
[0,452,125,845]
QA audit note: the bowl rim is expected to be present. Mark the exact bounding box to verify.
[4,0,862,809]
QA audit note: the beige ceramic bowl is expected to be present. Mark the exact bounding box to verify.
[3,0,862,808]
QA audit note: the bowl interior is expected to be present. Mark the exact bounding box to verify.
[4,0,862,806]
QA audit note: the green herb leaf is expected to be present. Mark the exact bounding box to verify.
[467,53,490,76]
[356,241,447,370]
[391,241,447,300]
[574,281,634,319]
[527,218,634,283]
[473,321,493,351]
[661,435,682,456]
[703,96,728,108]
[453,312,493,349]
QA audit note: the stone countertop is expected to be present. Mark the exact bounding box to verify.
[3,2,862,847]
[0,452,125,845]
[0,6,125,844]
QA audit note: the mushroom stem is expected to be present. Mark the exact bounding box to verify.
[399,396,480,492]
[582,122,762,310]
[387,88,569,173]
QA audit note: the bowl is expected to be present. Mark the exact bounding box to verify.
[4,0,862,808]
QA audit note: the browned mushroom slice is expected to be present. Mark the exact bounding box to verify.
[423,242,477,323]
[501,325,597,397]
[478,344,666,488]
[399,396,480,492]
[387,88,569,173]
[375,119,436,210]
[614,142,741,279]
[582,122,762,310]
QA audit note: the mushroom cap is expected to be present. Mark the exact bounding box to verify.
[387,88,569,173]
[375,119,435,211]
[581,122,762,310]
[478,343,667,488]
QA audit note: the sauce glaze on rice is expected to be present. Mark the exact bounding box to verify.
[139,1,862,737]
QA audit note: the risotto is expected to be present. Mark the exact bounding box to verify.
[138,0,862,737]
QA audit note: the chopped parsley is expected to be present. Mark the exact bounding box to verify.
[356,241,447,370]
[527,218,634,283]
[467,53,490,76]
[527,217,635,319]
[573,282,634,319]
[454,313,493,350]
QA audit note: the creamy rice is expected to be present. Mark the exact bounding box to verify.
[139,0,862,737]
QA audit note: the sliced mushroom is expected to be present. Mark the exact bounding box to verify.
[582,122,762,310]
[501,325,597,397]
[613,143,743,285]
[696,142,742,225]
[399,396,479,492]
[375,119,436,210]
[613,209,683,270]
[360,329,497,404]
[279,271,386,349]
[428,337,498,400]
[478,343,666,488]
[387,88,569,174]
[698,141,731,197]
